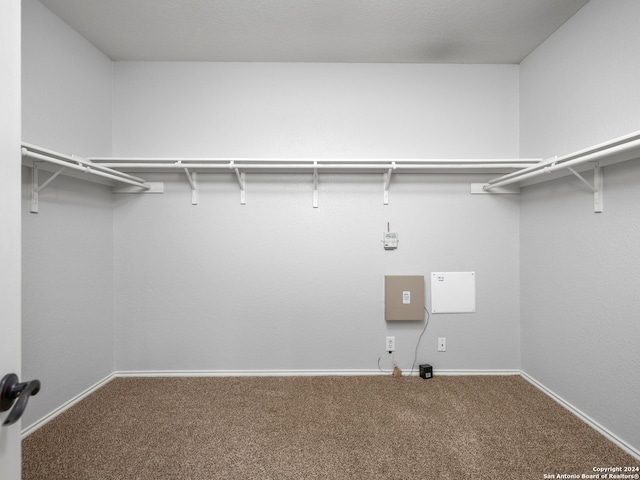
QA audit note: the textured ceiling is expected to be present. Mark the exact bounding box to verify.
[38,0,589,64]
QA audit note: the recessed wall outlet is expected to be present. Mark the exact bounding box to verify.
[438,337,446,352]
[386,336,396,352]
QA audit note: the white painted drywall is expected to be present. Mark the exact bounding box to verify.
[112,63,521,373]
[113,62,519,158]
[0,0,23,477]
[21,0,114,429]
[520,0,640,453]
[520,0,640,158]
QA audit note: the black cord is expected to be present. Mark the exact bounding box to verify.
[409,306,431,377]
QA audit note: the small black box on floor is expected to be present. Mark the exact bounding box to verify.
[419,364,433,380]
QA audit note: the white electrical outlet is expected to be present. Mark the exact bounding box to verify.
[386,336,396,352]
[438,337,446,352]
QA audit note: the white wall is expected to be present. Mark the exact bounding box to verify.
[113,62,519,158]
[21,0,114,428]
[520,0,640,453]
[520,0,640,158]
[0,1,23,477]
[113,63,521,373]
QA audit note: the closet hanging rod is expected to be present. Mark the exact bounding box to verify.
[90,159,538,171]
[484,130,640,190]
[486,129,640,186]
[91,157,536,164]
[484,131,640,190]
[22,143,148,183]
[21,143,151,190]
[23,150,151,189]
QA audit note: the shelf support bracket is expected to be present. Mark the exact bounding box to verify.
[31,162,66,214]
[230,162,246,205]
[567,163,603,213]
[383,162,395,205]
[312,161,319,208]
[593,162,603,213]
[183,167,198,205]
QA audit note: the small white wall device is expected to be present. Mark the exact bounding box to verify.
[383,232,398,250]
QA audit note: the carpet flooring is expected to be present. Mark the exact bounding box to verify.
[22,376,637,479]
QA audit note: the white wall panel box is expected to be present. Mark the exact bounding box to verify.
[430,272,476,314]
[384,275,425,321]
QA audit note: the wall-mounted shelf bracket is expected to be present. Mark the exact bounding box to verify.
[593,163,603,213]
[182,166,198,205]
[230,161,246,204]
[567,162,603,213]
[383,162,396,205]
[31,162,66,213]
[312,161,319,208]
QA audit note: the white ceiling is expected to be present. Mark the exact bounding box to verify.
[39,0,589,64]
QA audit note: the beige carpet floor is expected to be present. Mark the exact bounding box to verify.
[22,376,637,479]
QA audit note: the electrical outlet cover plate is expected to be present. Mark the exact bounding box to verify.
[386,336,395,352]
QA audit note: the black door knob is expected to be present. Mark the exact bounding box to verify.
[0,373,41,426]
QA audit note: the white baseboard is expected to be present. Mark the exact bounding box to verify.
[520,371,640,461]
[21,372,115,438]
[115,369,388,377]
[435,369,521,376]
[114,368,521,378]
